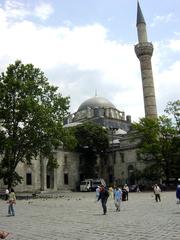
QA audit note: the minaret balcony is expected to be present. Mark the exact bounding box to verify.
[135,42,153,57]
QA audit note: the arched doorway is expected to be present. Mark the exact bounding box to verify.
[46,164,54,189]
[128,165,135,185]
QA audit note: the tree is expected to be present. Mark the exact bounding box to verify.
[70,122,109,179]
[0,60,70,187]
[165,100,180,132]
[164,100,180,178]
[133,115,180,184]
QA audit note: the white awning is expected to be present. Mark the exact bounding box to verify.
[63,122,82,128]
[115,128,127,135]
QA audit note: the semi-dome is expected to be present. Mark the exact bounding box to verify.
[78,96,116,111]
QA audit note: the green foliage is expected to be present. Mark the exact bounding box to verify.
[0,60,70,187]
[141,165,162,182]
[165,100,180,132]
[74,122,109,153]
[72,122,109,178]
[62,128,78,151]
[132,100,180,183]
[47,156,59,170]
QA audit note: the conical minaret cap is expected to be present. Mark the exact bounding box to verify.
[136,1,146,26]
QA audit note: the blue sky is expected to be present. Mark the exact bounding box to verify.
[0,0,179,121]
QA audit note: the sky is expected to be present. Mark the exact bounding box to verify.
[0,0,179,122]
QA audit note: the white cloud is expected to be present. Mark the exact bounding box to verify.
[0,3,179,122]
[4,0,29,20]
[153,54,180,117]
[168,39,180,51]
[63,20,73,27]
[1,1,53,22]
[151,13,173,27]
[34,2,53,20]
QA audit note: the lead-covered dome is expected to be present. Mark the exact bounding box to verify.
[78,96,116,111]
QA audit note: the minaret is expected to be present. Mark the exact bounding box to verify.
[135,1,157,118]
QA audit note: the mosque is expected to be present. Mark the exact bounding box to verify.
[1,2,158,192]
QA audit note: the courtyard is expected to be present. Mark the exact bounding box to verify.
[0,191,179,240]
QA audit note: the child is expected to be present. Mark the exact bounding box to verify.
[8,188,16,216]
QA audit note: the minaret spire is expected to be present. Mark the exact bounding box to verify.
[136,1,148,43]
[135,1,158,119]
[136,1,146,26]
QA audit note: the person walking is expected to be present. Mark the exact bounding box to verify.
[8,188,16,216]
[97,185,109,215]
[123,184,129,200]
[153,184,161,202]
[176,178,180,204]
[108,186,114,199]
[114,186,122,211]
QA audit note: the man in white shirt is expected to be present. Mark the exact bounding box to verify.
[153,184,161,202]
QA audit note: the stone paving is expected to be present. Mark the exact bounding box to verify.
[0,191,180,240]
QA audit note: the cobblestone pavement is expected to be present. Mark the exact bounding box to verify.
[0,191,180,240]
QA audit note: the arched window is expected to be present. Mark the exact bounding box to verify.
[26,168,32,185]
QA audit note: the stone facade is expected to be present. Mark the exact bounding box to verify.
[3,148,80,193]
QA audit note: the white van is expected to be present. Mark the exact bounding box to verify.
[91,179,102,191]
[80,179,105,192]
[80,179,93,192]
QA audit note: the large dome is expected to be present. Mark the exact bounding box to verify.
[78,96,116,111]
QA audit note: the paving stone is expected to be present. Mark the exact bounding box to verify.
[0,191,179,239]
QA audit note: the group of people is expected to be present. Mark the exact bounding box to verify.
[5,187,16,216]
[153,181,180,203]
[3,180,180,218]
[96,180,180,215]
[96,184,129,215]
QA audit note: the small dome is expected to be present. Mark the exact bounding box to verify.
[78,96,116,111]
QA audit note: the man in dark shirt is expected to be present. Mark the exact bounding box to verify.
[97,185,109,215]
[176,179,180,203]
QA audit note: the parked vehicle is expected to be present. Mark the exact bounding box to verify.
[91,179,103,191]
[129,185,138,192]
[80,179,105,192]
[80,179,93,192]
